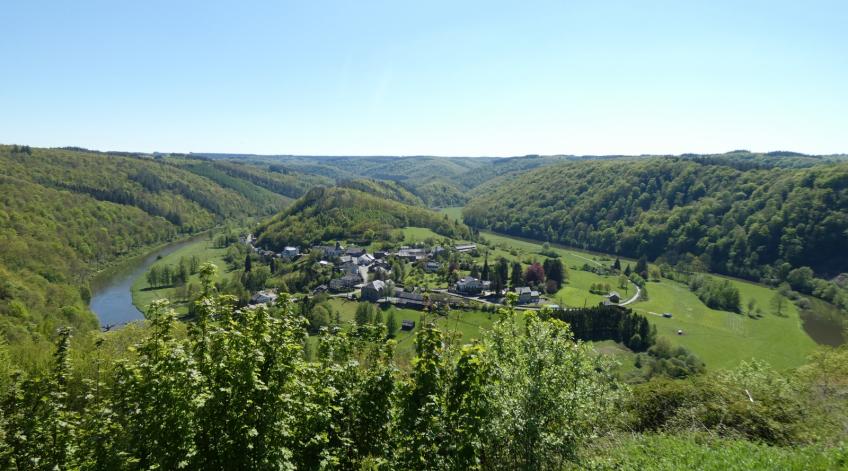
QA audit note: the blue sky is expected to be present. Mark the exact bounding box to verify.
[1,1,846,156]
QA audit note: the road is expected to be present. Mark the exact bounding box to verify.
[619,283,642,305]
[567,250,641,306]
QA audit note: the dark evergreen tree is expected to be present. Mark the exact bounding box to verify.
[510,262,523,289]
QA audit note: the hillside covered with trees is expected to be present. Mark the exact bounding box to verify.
[464,157,848,297]
[197,153,576,207]
[255,186,472,249]
[0,145,320,367]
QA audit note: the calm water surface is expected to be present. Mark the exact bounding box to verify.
[89,235,205,327]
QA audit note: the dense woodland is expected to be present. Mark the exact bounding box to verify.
[554,305,655,352]
[0,146,318,368]
[197,153,576,207]
[255,186,472,249]
[464,157,848,311]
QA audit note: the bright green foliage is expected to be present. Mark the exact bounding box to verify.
[1,327,75,470]
[112,301,200,468]
[479,310,625,469]
[583,433,848,470]
[255,187,472,249]
[464,157,848,283]
[0,290,629,469]
[395,321,449,468]
[629,360,807,445]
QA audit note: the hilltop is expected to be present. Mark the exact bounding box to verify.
[254,185,471,249]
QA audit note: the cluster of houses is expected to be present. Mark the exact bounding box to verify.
[360,280,429,309]
[243,235,546,308]
[313,241,464,294]
[451,276,540,305]
[243,234,302,261]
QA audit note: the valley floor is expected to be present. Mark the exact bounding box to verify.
[124,219,827,373]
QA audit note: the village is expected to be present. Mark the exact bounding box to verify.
[242,233,632,316]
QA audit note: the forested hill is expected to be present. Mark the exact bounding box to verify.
[464,157,848,283]
[255,186,472,249]
[337,178,425,206]
[0,145,319,367]
[196,153,573,207]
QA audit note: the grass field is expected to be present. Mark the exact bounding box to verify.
[431,213,824,370]
[480,230,820,370]
[325,297,498,363]
[131,238,233,316]
[634,279,817,370]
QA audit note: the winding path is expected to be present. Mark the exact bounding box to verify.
[567,250,642,306]
[619,283,642,306]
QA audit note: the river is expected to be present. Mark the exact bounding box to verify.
[89,234,207,327]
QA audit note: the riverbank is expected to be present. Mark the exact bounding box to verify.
[89,232,212,327]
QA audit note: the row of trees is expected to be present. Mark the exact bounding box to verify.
[145,256,201,288]
[354,302,400,337]
[475,256,567,294]
[688,274,742,312]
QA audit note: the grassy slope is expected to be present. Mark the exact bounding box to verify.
[131,238,233,316]
[583,433,847,470]
[486,231,818,370]
[437,211,822,370]
[635,279,816,370]
[440,206,464,222]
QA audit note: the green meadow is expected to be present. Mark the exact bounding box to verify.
[429,213,825,371]
[131,238,233,316]
[480,230,818,370]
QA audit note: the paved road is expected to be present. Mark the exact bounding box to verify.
[567,250,642,306]
[619,283,642,305]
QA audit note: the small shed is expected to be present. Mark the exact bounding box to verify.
[401,320,416,331]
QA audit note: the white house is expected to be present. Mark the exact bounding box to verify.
[424,261,441,273]
[455,276,484,295]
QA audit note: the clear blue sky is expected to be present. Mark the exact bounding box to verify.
[1,1,846,156]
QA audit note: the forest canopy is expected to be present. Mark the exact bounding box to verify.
[464,157,848,282]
